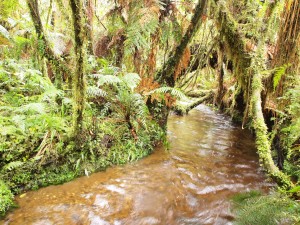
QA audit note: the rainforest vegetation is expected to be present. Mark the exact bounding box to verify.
[0,0,300,223]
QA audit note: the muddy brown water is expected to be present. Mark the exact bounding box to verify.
[1,105,273,225]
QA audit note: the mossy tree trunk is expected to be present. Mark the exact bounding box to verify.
[27,0,68,88]
[85,0,94,54]
[156,0,208,87]
[213,1,293,189]
[250,49,293,189]
[70,0,86,139]
[215,43,225,108]
[214,2,251,116]
[151,0,208,129]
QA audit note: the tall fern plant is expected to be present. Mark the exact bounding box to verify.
[0,60,70,170]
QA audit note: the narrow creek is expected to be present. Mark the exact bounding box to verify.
[2,105,273,225]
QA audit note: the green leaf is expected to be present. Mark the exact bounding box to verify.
[288,186,300,193]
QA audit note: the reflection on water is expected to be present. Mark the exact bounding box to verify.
[1,105,273,225]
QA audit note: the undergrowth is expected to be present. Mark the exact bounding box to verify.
[232,191,300,225]
[0,59,166,216]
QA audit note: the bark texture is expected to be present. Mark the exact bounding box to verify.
[70,0,86,138]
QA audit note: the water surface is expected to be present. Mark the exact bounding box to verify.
[1,105,272,225]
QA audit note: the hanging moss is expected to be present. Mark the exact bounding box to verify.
[214,2,252,117]
[156,0,208,87]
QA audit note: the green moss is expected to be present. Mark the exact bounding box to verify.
[0,180,14,217]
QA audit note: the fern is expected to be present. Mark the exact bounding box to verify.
[87,86,107,97]
[11,115,25,133]
[233,193,300,225]
[92,74,122,86]
[273,64,289,90]
[124,1,160,55]
[40,87,63,102]
[121,73,141,91]
[148,87,186,100]
[126,93,150,128]
[2,161,23,171]
[0,124,23,136]
[15,103,46,114]
[0,25,10,41]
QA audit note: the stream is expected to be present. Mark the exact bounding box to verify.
[1,105,273,225]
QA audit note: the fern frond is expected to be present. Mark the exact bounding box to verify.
[92,74,122,86]
[40,87,63,102]
[148,87,186,100]
[124,1,160,55]
[2,161,23,171]
[121,73,141,91]
[15,103,46,114]
[131,93,149,128]
[273,64,290,90]
[0,124,23,135]
[11,115,26,133]
[87,86,107,97]
[0,25,10,41]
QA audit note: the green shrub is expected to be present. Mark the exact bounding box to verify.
[0,180,14,217]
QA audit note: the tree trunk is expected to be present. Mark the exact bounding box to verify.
[85,0,94,54]
[70,0,86,139]
[250,58,293,189]
[151,0,208,129]
[215,43,225,108]
[156,0,208,87]
[213,0,293,189]
[27,0,69,88]
[273,0,300,96]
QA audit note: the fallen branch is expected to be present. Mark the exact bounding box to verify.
[173,91,214,115]
[185,89,214,98]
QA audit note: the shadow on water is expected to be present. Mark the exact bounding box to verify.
[1,105,273,225]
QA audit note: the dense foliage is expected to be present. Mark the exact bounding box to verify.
[0,0,299,222]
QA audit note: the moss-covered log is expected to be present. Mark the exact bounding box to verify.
[70,0,86,138]
[186,89,213,98]
[173,91,214,115]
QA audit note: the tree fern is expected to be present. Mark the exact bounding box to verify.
[124,0,161,55]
